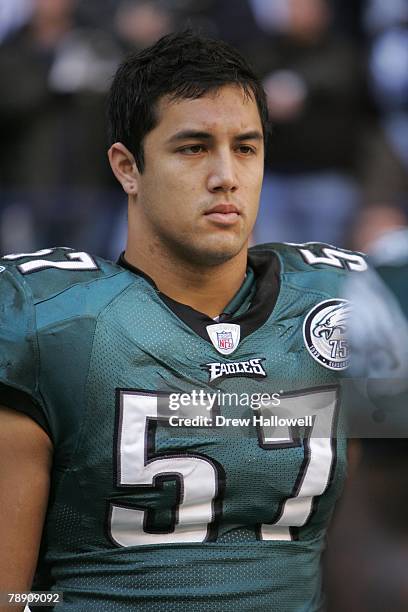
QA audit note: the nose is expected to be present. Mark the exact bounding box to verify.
[207,150,238,193]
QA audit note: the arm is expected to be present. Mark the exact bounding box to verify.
[0,407,52,612]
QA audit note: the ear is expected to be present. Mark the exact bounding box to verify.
[108,143,139,196]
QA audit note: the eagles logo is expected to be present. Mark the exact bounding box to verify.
[303,299,350,370]
[313,302,350,340]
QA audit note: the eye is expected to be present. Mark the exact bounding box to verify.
[237,145,256,155]
[178,145,205,155]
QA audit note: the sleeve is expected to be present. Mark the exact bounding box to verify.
[0,267,51,437]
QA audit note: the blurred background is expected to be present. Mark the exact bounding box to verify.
[0,0,407,259]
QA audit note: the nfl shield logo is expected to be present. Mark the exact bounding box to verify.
[217,331,233,350]
[206,323,241,356]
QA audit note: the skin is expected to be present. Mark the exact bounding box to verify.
[0,407,52,612]
[108,84,264,318]
[0,85,264,608]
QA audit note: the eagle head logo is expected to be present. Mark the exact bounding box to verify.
[303,299,350,370]
[313,302,351,340]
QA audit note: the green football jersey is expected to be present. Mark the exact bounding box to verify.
[0,242,366,611]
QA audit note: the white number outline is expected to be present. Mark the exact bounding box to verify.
[108,390,224,547]
[109,387,339,546]
[3,248,98,274]
[287,242,367,272]
[256,385,339,541]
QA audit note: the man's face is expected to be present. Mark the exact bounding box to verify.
[135,84,264,266]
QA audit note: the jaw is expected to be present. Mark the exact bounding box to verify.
[128,198,252,269]
[167,235,249,268]
[177,222,251,267]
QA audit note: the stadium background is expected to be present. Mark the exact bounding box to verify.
[0,0,406,259]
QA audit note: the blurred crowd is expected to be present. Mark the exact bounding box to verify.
[0,0,407,258]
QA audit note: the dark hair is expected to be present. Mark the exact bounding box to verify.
[108,30,269,172]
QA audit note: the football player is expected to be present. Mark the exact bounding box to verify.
[325,227,408,611]
[0,31,367,611]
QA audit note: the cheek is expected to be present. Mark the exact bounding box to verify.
[143,173,198,228]
[160,170,201,211]
[149,162,198,199]
[246,169,264,201]
[142,168,174,207]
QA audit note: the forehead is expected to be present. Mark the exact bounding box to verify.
[152,84,263,137]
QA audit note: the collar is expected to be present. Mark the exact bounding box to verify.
[117,250,280,343]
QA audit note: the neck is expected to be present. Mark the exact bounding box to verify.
[124,231,248,321]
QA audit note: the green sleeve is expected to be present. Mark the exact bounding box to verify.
[0,267,50,436]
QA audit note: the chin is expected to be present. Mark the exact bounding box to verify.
[164,229,248,267]
[186,239,247,267]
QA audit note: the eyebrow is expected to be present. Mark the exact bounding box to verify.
[167,130,264,144]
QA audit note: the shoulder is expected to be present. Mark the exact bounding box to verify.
[251,241,367,296]
[251,241,367,274]
[0,247,135,318]
[0,247,137,442]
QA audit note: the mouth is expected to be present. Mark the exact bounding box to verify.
[204,203,241,226]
